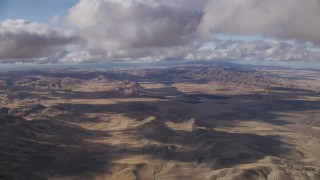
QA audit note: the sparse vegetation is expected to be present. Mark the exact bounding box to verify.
[1,64,320,179]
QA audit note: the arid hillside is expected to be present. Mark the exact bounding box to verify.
[1,64,320,179]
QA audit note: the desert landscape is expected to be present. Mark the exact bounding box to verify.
[2,0,320,179]
[0,63,320,179]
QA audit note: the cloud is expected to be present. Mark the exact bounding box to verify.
[1,0,320,63]
[198,0,320,44]
[59,42,202,63]
[64,0,320,62]
[0,19,77,62]
[66,0,201,60]
[186,39,320,61]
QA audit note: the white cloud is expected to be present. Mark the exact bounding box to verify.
[66,0,201,60]
[0,19,77,62]
[1,0,320,63]
[198,0,320,44]
[186,39,320,61]
[64,0,320,62]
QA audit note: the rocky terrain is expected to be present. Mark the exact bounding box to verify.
[103,65,297,89]
[0,64,320,179]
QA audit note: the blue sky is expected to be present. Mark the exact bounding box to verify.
[0,0,78,23]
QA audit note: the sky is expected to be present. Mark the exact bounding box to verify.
[0,0,320,64]
[0,0,78,23]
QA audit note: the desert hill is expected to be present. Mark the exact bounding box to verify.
[0,64,320,179]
